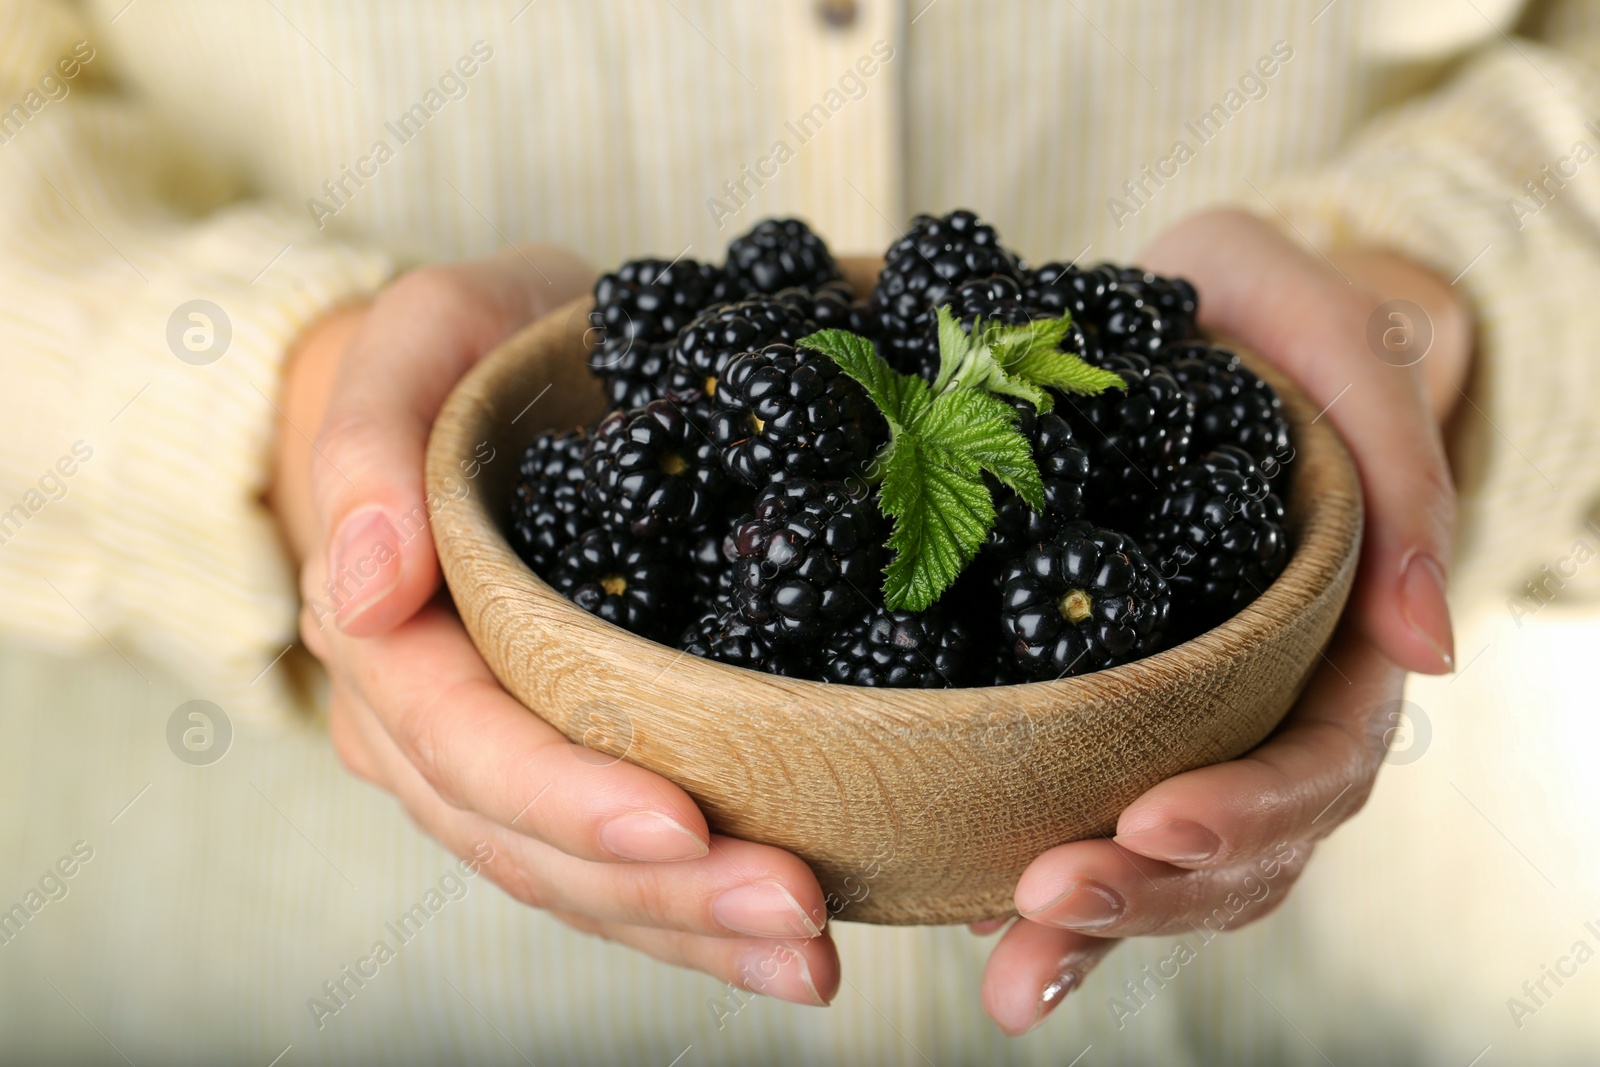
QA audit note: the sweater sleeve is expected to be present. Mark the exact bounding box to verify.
[1266,2,1600,614]
[0,1,393,724]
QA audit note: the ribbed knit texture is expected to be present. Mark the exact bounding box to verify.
[5,0,1600,1062]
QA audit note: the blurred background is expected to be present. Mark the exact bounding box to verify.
[4,1,1600,1064]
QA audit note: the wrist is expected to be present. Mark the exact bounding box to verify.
[266,302,370,565]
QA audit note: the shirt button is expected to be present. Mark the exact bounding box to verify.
[815,0,859,30]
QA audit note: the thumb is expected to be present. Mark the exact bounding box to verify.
[310,246,593,636]
[1142,209,1457,675]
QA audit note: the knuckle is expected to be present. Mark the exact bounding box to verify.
[624,869,679,929]
[383,265,496,329]
[387,678,479,807]
[311,410,382,479]
[491,859,549,912]
[326,699,377,784]
[298,599,331,660]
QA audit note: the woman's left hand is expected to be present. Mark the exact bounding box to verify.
[978,209,1472,1035]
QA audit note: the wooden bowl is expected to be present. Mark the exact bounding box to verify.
[424,257,1362,925]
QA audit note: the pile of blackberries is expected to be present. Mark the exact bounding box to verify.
[509,212,1293,687]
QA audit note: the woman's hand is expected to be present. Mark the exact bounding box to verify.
[268,247,838,1007]
[979,208,1473,1034]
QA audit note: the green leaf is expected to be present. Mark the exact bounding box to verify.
[986,314,1127,400]
[1009,346,1127,397]
[800,322,1048,611]
[989,316,1073,370]
[917,389,1045,510]
[799,329,919,431]
[931,311,1052,408]
[931,306,976,394]
[878,435,995,612]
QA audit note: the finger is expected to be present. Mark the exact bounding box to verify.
[1142,209,1456,675]
[1012,838,1311,938]
[324,687,380,786]
[357,709,827,939]
[338,601,714,864]
[969,917,1012,936]
[505,833,828,940]
[1111,626,1402,868]
[312,246,593,636]
[981,918,1119,1036]
[548,911,838,1007]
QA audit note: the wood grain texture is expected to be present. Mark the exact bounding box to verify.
[424,257,1363,925]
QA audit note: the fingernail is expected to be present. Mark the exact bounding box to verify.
[739,943,828,1006]
[1020,880,1124,931]
[598,811,708,862]
[969,917,1010,936]
[1114,819,1222,865]
[329,507,403,628]
[714,880,824,939]
[1400,551,1455,673]
[1019,968,1084,1035]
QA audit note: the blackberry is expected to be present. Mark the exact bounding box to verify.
[1023,262,1115,366]
[1025,262,1119,322]
[663,294,815,406]
[895,274,1047,381]
[1089,268,1197,357]
[1025,263,1196,362]
[509,428,591,572]
[710,343,883,486]
[806,279,861,331]
[1056,351,1194,525]
[725,479,880,644]
[724,218,841,295]
[987,404,1090,555]
[587,258,730,408]
[999,522,1170,680]
[1145,446,1289,635]
[821,606,972,688]
[870,210,1022,373]
[679,598,812,677]
[1164,343,1292,479]
[687,521,744,602]
[585,401,729,537]
[1112,267,1199,341]
[550,527,677,637]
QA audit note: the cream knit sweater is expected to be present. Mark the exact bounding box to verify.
[4,1,1600,1063]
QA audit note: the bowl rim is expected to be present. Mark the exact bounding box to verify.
[426,285,1362,715]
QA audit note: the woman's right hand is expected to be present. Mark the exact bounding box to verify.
[268,247,837,1007]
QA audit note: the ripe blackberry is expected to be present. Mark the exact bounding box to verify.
[587,258,730,408]
[509,428,591,572]
[1164,343,1292,479]
[1025,263,1195,361]
[663,294,815,406]
[987,404,1090,555]
[679,598,813,677]
[805,279,862,331]
[710,343,883,486]
[1025,262,1119,321]
[999,522,1170,680]
[724,218,842,295]
[725,479,880,644]
[1057,351,1194,524]
[549,527,677,637]
[821,606,972,688]
[584,401,729,537]
[1145,446,1289,635]
[870,210,1022,373]
[1088,268,1198,357]
[1113,267,1199,341]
